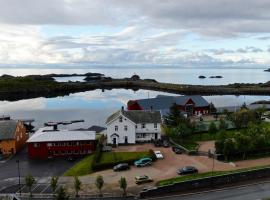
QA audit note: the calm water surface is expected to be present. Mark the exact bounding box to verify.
[0,67,269,129]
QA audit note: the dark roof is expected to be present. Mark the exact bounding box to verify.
[88,125,106,133]
[72,125,106,133]
[0,120,18,140]
[133,95,209,110]
[106,110,162,124]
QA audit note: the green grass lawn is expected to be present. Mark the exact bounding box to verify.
[64,155,94,176]
[157,165,270,186]
[64,151,150,176]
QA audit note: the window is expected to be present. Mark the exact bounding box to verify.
[47,143,52,147]
[124,125,128,131]
[115,125,118,131]
[141,124,145,129]
[154,123,157,128]
[135,125,137,129]
[33,143,40,148]
[119,116,123,122]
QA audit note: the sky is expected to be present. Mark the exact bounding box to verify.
[0,0,270,68]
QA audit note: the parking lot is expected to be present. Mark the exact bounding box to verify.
[84,143,236,191]
[0,148,81,180]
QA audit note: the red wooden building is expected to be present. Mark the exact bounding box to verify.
[128,95,210,116]
[27,127,96,159]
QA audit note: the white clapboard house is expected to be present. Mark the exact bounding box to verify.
[105,107,162,145]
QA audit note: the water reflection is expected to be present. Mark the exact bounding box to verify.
[0,89,269,129]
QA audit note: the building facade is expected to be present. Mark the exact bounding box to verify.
[106,108,162,145]
[127,95,210,116]
[0,120,28,155]
[27,127,96,159]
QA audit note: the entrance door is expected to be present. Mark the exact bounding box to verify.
[113,138,117,145]
[155,133,158,140]
[124,136,128,144]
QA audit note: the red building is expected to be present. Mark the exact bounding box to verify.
[128,95,210,116]
[27,127,96,159]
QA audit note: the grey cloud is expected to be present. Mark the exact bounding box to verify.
[1,0,270,36]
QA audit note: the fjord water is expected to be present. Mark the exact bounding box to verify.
[0,67,269,128]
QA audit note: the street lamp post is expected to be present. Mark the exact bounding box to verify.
[16,160,21,196]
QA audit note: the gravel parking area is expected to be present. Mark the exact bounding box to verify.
[84,144,235,191]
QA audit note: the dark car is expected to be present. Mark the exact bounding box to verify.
[67,157,76,162]
[172,146,183,154]
[163,140,170,147]
[113,163,130,171]
[177,166,198,175]
[154,140,163,147]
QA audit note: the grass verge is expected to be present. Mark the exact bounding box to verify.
[64,151,150,176]
[157,165,270,186]
[64,155,94,176]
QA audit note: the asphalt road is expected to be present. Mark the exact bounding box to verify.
[149,182,270,200]
[0,148,80,179]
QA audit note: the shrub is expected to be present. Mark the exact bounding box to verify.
[148,149,157,161]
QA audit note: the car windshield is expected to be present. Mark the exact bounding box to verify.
[183,166,194,170]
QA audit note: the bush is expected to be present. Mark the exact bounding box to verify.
[148,149,157,161]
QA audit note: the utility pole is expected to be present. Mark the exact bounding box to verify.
[16,160,21,196]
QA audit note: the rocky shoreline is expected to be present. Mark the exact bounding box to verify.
[0,73,270,101]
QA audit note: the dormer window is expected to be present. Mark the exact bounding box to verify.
[141,124,145,129]
[119,116,123,122]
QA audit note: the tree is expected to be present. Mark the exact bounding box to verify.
[223,138,236,161]
[74,176,81,197]
[119,177,127,197]
[219,118,228,130]
[95,175,104,197]
[25,174,35,198]
[164,103,184,126]
[208,122,217,134]
[50,176,58,197]
[209,102,217,114]
[56,186,69,200]
[175,123,192,143]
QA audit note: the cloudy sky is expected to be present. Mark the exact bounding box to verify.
[0,0,270,68]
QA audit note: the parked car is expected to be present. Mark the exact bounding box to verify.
[177,166,198,175]
[172,146,183,154]
[163,140,170,147]
[102,146,112,152]
[154,139,163,147]
[67,157,76,162]
[113,163,130,171]
[134,158,152,167]
[154,150,164,159]
[135,175,153,184]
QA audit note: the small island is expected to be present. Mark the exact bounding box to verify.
[0,73,269,101]
[209,75,223,78]
[264,68,270,72]
[198,75,206,79]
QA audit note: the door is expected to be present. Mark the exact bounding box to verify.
[113,138,117,145]
[124,136,128,144]
[155,133,158,140]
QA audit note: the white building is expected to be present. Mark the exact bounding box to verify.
[105,108,162,145]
